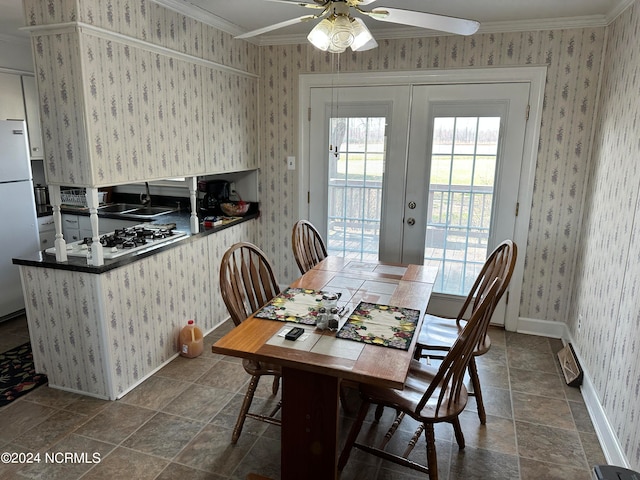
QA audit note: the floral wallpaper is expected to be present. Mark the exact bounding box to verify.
[568,0,640,470]
[258,30,605,329]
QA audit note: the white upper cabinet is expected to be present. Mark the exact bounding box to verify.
[0,72,26,121]
[24,0,260,187]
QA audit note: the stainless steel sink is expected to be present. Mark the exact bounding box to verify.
[98,203,177,218]
[98,203,141,213]
[128,206,176,217]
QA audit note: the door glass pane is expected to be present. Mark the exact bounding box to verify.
[425,116,500,295]
[327,116,385,261]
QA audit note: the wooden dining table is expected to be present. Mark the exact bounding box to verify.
[212,256,438,480]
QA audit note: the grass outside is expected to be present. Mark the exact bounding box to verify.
[333,148,496,186]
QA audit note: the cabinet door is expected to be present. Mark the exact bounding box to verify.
[39,230,56,250]
[38,215,56,249]
[21,76,44,159]
[77,216,95,240]
[0,72,26,121]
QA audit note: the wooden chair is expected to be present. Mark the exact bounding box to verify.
[219,242,283,443]
[413,239,517,424]
[337,278,501,480]
[291,219,328,274]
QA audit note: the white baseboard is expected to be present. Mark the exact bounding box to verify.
[562,329,630,468]
[517,317,629,468]
[515,316,565,338]
[580,368,630,468]
[44,384,110,401]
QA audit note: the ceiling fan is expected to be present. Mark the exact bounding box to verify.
[235,0,480,53]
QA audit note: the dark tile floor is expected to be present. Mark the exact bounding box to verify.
[0,316,606,479]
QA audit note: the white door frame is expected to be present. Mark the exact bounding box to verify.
[298,66,546,331]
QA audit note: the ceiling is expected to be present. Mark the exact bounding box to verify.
[0,0,633,45]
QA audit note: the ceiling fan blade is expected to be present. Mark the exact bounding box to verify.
[264,0,328,9]
[367,7,480,36]
[235,15,317,39]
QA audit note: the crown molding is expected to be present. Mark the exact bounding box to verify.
[151,0,245,37]
[606,0,636,23]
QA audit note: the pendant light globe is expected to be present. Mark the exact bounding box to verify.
[350,17,374,51]
[330,14,354,49]
[307,17,334,51]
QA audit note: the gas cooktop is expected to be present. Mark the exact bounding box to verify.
[45,224,188,260]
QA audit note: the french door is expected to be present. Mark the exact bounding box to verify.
[308,86,410,263]
[307,81,530,325]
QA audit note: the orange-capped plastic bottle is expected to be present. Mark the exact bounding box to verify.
[179,320,203,358]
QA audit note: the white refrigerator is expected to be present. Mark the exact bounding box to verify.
[0,120,40,321]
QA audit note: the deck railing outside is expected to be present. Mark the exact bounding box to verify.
[327,182,493,295]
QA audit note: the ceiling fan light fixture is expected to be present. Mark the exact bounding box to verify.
[349,17,373,51]
[330,14,354,49]
[307,17,334,51]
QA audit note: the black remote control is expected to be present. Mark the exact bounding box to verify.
[285,326,304,340]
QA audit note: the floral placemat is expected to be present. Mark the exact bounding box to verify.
[336,302,420,350]
[255,288,340,325]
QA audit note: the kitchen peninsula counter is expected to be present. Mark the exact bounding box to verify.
[13,211,258,273]
[13,210,259,400]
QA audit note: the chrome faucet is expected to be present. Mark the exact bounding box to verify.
[140,182,151,206]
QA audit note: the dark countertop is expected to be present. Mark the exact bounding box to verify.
[14,210,259,274]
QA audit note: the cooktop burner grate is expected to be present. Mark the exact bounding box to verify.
[45,224,188,259]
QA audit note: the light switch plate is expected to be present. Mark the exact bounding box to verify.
[287,156,295,170]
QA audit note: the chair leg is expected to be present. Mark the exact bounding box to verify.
[413,344,423,360]
[451,417,465,449]
[374,403,385,421]
[403,423,423,457]
[272,375,280,396]
[468,357,486,424]
[232,374,261,444]
[423,423,438,480]
[338,398,371,472]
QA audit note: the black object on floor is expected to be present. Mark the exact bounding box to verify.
[593,465,640,480]
[0,342,47,407]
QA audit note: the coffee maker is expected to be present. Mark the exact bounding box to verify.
[198,180,230,216]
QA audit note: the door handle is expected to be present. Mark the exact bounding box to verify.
[406,217,415,226]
